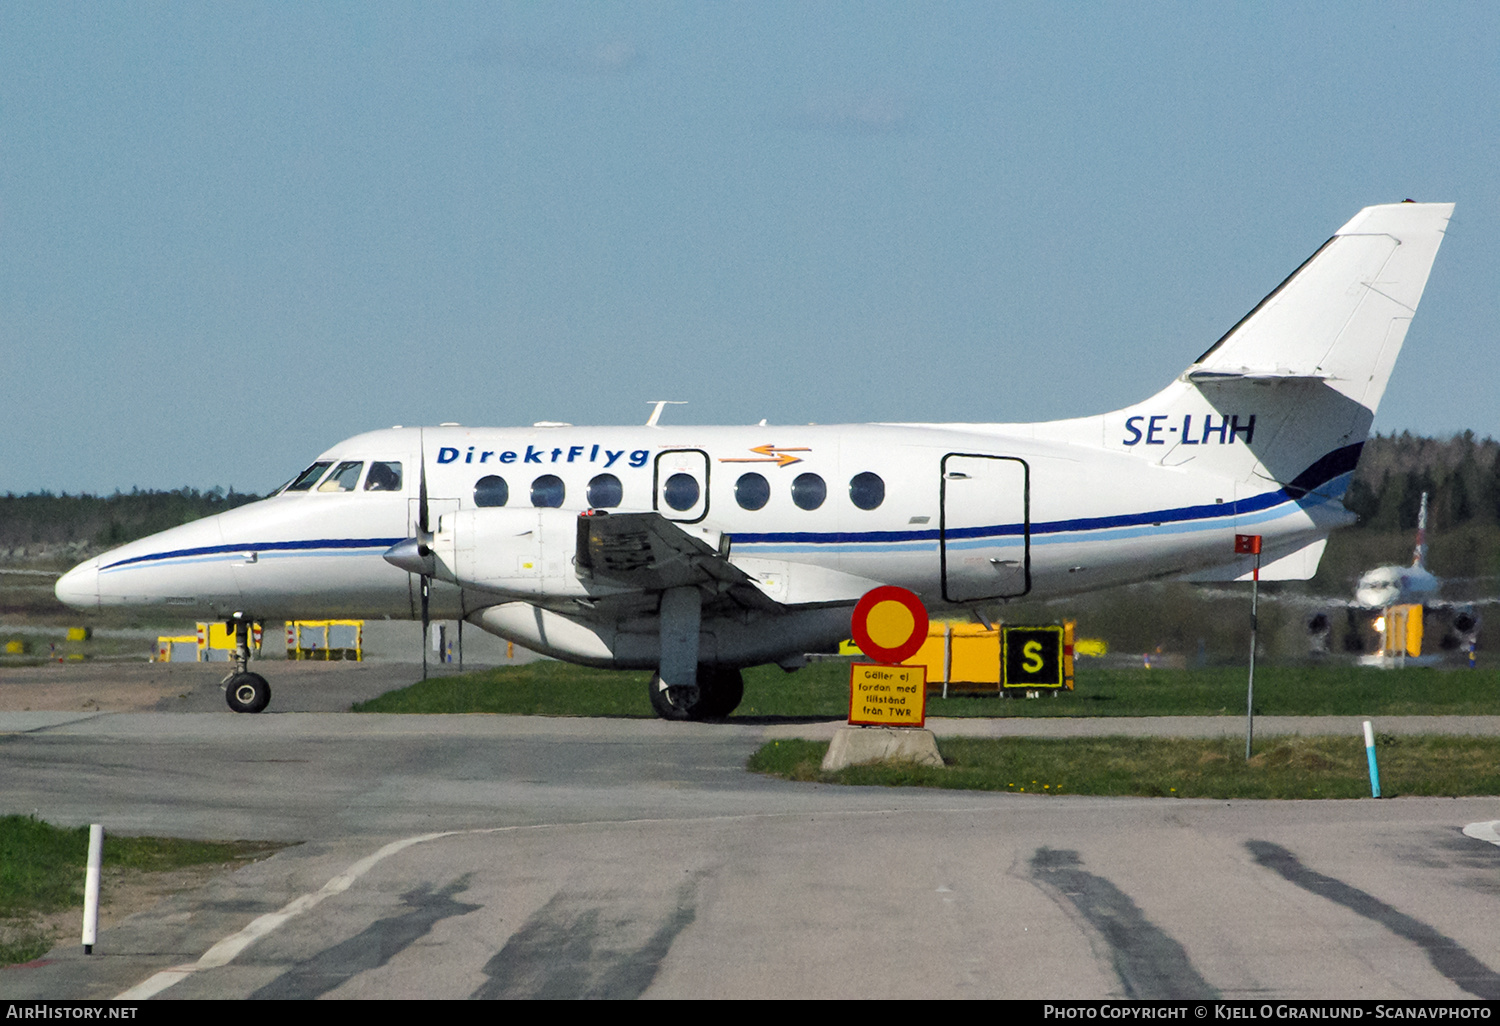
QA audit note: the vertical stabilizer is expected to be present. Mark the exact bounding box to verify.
[1413,491,1429,569]
[1104,201,1453,502]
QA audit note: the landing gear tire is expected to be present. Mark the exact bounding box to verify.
[647,666,744,721]
[648,672,700,721]
[225,672,271,714]
[695,666,744,719]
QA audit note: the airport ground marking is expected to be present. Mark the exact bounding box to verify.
[1463,820,1500,846]
[114,803,1019,1000]
[116,829,457,999]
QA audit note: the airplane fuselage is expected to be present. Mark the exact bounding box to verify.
[57,420,1347,668]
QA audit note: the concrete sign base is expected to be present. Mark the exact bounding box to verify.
[820,725,944,772]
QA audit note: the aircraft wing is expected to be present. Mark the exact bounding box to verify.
[578,512,883,610]
[578,512,779,609]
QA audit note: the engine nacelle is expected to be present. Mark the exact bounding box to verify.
[426,508,617,601]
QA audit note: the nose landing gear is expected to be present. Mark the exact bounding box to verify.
[221,615,272,714]
[225,671,271,713]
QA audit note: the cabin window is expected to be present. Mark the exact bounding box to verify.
[849,471,885,510]
[365,461,403,492]
[792,473,826,510]
[285,461,332,492]
[735,472,770,511]
[318,461,364,492]
[531,474,565,508]
[663,473,700,512]
[587,473,623,508]
[474,475,509,507]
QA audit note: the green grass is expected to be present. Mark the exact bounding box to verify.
[354,661,659,715]
[0,816,284,967]
[354,659,1500,719]
[749,734,1500,799]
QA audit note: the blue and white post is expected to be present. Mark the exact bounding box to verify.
[1363,720,1381,799]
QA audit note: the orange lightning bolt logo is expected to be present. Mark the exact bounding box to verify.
[718,444,811,468]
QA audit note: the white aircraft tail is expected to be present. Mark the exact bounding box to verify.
[1413,490,1429,569]
[1109,201,1453,503]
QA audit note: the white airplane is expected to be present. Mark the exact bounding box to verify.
[1352,490,1441,608]
[1311,489,1483,658]
[56,201,1454,718]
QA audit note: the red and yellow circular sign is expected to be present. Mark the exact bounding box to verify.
[851,586,929,664]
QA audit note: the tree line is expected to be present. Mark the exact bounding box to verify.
[1345,431,1500,533]
[0,487,261,557]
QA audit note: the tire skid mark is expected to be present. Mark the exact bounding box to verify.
[471,879,699,1000]
[1247,840,1500,1000]
[249,878,481,999]
[1030,847,1218,1000]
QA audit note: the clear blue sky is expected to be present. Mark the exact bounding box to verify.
[3,2,1496,495]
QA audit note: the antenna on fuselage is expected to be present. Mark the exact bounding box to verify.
[645,400,687,427]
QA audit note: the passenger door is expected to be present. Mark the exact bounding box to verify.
[940,453,1030,602]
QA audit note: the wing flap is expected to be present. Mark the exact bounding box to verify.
[579,512,777,608]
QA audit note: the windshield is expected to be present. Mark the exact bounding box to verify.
[284,461,332,492]
[318,461,365,492]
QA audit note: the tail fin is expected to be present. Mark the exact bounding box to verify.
[1413,490,1429,569]
[1111,201,1453,501]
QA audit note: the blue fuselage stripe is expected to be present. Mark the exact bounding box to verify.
[101,538,407,572]
[732,483,1319,547]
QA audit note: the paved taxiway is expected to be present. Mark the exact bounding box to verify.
[2,672,1499,999]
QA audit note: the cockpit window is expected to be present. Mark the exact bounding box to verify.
[318,461,364,492]
[285,461,333,492]
[364,461,403,492]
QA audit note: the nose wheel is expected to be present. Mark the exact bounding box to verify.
[220,615,271,714]
[225,672,271,714]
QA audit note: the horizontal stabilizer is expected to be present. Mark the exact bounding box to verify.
[1185,368,1332,383]
[1179,538,1328,583]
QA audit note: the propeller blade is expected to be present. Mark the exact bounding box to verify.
[418,430,432,680]
[418,439,430,545]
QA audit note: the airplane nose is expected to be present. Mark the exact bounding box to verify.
[55,559,100,610]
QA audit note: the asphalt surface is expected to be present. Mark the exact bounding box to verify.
[1,695,1499,1001]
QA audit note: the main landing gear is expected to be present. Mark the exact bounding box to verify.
[647,586,744,720]
[648,666,744,721]
[221,615,271,714]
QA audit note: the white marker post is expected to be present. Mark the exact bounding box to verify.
[1363,720,1382,798]
[1236,534,1263,762]
[82,824,103,953]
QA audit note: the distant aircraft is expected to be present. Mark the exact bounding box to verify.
[56,202,1454,717]
[1353,491,1442,608]
[1311,491,1483,657]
